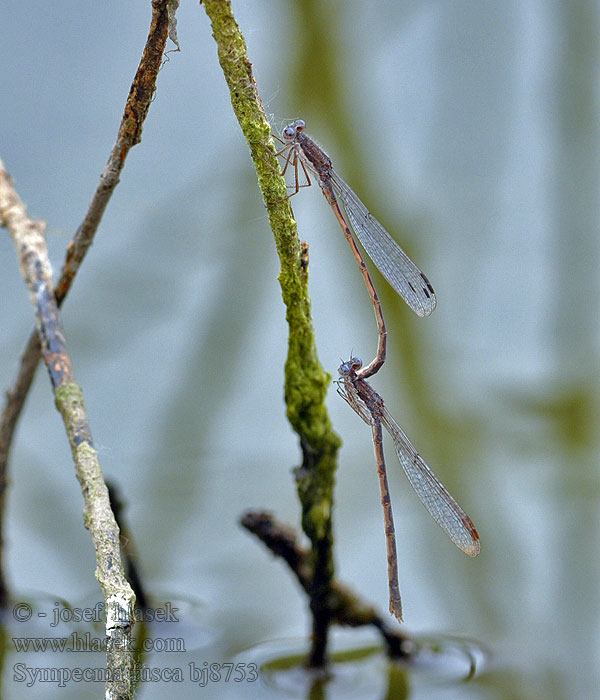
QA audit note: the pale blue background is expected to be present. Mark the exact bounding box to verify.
[1,1,599,698]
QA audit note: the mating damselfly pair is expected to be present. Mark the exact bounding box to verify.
[274,119,479,621]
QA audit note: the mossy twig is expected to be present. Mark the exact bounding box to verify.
[202,0,341,665]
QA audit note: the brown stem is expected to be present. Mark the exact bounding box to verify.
[0,0,170,607]
[240,511,412,660]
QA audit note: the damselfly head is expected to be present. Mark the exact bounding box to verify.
[282,119,306,142]
[338,357,363,377]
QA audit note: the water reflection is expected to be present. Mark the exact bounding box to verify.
[239,635,488,700]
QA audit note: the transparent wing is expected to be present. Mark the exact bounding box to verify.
[336,380,372,426]
[330,171,436,317]
[380,405,480,556]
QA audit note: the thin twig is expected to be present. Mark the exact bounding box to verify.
[0,159,136,700]
[107,480,150,611]
[0,0,171,606]
[240,511,413,660]
[202,0,341,666]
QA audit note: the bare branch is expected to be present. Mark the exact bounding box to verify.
[0,159,136,700]
[0,0,171,607]
[240,511,413,660]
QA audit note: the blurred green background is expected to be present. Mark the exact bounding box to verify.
[1,1,599,698]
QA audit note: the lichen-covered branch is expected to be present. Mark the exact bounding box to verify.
[202,0,341,666]
[0,159,136,700]
[0,0,171,607]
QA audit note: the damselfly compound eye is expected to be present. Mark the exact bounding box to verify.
[339,357,362,376]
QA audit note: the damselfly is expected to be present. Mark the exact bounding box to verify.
[336,357,480,621]
[274,119,436,378]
